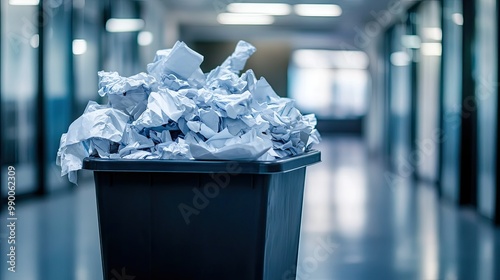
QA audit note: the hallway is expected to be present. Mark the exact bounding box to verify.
[2,135,499,280]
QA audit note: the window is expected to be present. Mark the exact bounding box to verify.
[289,49,369,119]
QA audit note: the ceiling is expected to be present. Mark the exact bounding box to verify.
[160,0,413,49]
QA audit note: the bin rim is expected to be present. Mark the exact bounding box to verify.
[82,150,320,174]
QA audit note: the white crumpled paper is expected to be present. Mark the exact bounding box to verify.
[57,40,321,183]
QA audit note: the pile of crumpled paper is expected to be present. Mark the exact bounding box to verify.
[57,40,320,183]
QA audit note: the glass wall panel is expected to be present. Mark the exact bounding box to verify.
[415,0,441,182]
[74,0,102,115]
[388,23,412,172]
[1,1,39,195]
[475,0,498,219]
[102,0,141,76]
[138,0,168,67]
[440,0,463,202]
[44,0,73,191]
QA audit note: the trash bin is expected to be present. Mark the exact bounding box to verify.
[83,150,320,280]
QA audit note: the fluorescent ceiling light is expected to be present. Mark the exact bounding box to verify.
[390,51,410,66]
[421,43,442,56]
[138,31,154,46]
[401,35,421,49]
[9,0,39,5]
[217,13,274,25]
[106,18,145,32]
[227,3,291,15]
[294,4,342,17]
[30,34,39,48]
[72,39,87,55]
[422,27,442,41]
[452,13,463,25]
[293,50,369,69]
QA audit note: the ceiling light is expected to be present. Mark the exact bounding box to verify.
[9,0,39,5]
[401,35,421,49]
[106,18,145,32]
[452,13,463,25]
[294,4,342,17]
[422,27,442,41]
[138,31,154,46]
[293,50,369,69]
[390,51,410,66]
[227,3,291,15]
[217,13,274,25]
[30,34,39,48]
[421,43,442,56]
[72,39,87,55]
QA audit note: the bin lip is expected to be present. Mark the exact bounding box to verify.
[82,150,321,174]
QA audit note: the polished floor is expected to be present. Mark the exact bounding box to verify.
[1,135,500,280]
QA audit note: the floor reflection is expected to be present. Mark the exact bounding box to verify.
[0,180,102,280]
[297,135,500,280]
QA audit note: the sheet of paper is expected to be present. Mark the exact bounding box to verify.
[98,71,155,120]
[57,101,130,183]
[147,41,205,88]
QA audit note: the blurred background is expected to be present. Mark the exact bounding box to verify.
[0,0,499,279]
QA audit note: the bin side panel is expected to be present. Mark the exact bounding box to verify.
[94,167,307,280]
[148,172,267,279]
[94,171,152,280]
[263,167,307,280]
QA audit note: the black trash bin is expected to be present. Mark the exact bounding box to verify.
[83,150,320,280]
